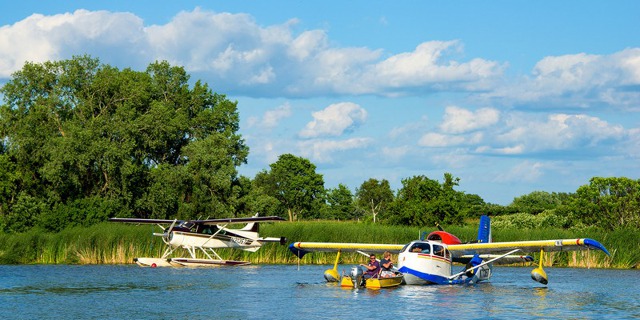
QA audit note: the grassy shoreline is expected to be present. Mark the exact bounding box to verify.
[0,221,637,269]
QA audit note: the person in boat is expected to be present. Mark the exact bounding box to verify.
[379,251,394,277]
[360,254,381,279]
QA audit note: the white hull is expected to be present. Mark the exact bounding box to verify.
[168,258,250,267]
[134,257,172,267]
[133,257,251,267]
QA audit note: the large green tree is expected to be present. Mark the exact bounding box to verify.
[571,177,640,229]
[0,56,247,231]
[322,184,356,220]
[354,178,394,223]
[509,191,564,215]
[255,154,324,221]
[389,173,463,226]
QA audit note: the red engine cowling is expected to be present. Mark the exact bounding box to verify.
[426,231,462,245]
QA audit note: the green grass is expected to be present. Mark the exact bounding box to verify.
[0,221,637,268]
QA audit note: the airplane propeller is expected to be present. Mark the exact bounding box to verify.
[161,219,178,245]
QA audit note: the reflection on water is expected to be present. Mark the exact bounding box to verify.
[0,265,638,319]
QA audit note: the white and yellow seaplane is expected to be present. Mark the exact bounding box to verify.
[109,214,286,267]
[289,215,610,286]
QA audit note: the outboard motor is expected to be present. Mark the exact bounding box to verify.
[349,266,364,288]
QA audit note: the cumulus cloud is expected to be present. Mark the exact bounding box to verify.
[298,137,372,163]
[486,48,640,110]
[299,102,367,138]
[0,9,504,97]
[418,106,628,158]
[365,41,504,93]
[0,10,146,76]
[247,103,292,129]
[440,106,500,134]
[419,133,465,147]
[494,113,625,153]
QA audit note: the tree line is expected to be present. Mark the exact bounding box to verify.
[1,56,639,233]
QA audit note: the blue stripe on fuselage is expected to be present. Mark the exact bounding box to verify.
[398,266,472,285]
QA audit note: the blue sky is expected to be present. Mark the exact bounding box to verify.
[2,1,639,204]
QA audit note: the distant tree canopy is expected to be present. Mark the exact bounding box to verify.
[1,57,639,233]
[387,174,465,226]
[0,56,247,231]
[570,177,640,230]
[354,178,394,223]
[254,154,325,221]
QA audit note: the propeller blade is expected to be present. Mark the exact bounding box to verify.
[162,219,178,245]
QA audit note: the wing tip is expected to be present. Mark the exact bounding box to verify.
[288,243,309,258]
[583,238,611,256]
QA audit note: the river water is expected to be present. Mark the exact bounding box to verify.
[1,264,638,319]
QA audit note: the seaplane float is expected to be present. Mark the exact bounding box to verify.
[109,214,286,267]
[289,215,610,287]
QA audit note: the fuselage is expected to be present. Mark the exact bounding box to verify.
[397,240,491,285]
[168,230,261,252]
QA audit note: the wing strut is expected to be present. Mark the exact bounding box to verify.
[448,249,520,280]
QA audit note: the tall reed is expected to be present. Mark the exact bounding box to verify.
[0,221,636,268]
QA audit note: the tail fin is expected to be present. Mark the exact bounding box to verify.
[240,222,259,233]
[240,213,260,233]
[477,215,491,243]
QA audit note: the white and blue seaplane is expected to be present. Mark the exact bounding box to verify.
[109,214,286,267]
[289,215,610,286]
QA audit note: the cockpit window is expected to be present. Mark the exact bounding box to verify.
[433,245,445,257]
[410,243,431,254]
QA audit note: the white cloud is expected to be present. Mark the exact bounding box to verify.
[369,41,503,90]
[486,48,640,110]
[440,106,500,134]
[474,144,525,155]
[419,133,465,147]
[0,10,146,76]
[247,103,292,129]
[495,113,625,152]
[0,9,505,97]
[299,102,367,138]
[418,106,628,158]
[298,137,372,162]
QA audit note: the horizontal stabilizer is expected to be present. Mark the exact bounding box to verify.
[448,238,610,256]
[289,242,404,258]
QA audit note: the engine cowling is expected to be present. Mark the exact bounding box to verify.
[426,231,462,245]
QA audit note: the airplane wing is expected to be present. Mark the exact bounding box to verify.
[195,216,285,225]
[108,218,180,224]
[108,216,285,225]
[289,242,405,258]
[447,238,610,256]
